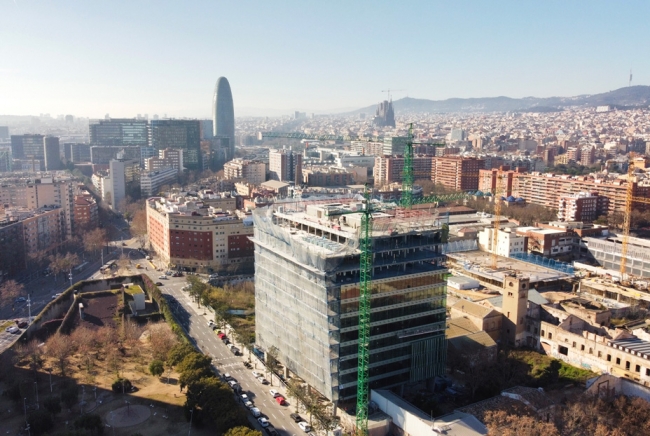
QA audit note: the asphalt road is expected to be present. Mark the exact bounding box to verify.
[159,276,313,436]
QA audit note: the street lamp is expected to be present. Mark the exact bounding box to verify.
[188,408,194,436]
[47,368,52,393]
[27,296,32,324]
[34,381,39,409]
[68,269,73,289]
[23,397,28,425]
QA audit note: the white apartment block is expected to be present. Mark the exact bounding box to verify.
[144,148,184,171]
[140,167,178,197]
[478,227,526,257]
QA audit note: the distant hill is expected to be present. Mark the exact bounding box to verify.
[350,85,650,115]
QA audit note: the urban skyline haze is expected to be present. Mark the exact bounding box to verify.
[1,0,649,117]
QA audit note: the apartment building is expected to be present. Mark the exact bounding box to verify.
[223,158,266,185]
[144,148,184,171]
[73,192,99,229]
[301,167,355,186]
[479,171,650,215]
[6,206,65,255]
[269,149,302,185]
[146,194,254,272]
[432,156,485,191]
[478,227,526,257]
[140,167,178,197]
[350,141,384,156]
[0,218,26,280]
[557,192,609,222]
[373,156,432,186]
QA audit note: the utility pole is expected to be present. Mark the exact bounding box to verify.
[188,409,194,436]
[27,296,32,324]
[47,368,52,393]
[69,270,73,289]
[34,381,39,409]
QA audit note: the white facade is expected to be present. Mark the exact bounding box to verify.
[478,227,526,257]
[108,159,126,211]
[140,167,178,197]
[223,158,266,185]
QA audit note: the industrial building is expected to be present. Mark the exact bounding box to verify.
[252,198,448,403]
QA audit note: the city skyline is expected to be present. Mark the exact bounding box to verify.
[1,1,650,117]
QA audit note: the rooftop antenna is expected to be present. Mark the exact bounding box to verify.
[629,69,633,87]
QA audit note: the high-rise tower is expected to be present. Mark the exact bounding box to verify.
[212,77,235,160]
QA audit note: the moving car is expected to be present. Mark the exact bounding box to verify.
[298,422,312,432]
[269,389,280,398]
[257,376,268,384]
[51,293,62,300]
[158,275,167,280]
[15,297,26,303]
[15,320,28,328]
[5,326,19,334]
[274,396,286,405]
[252,371,262,378]
[257,417,270,428]
[155,282,163,286]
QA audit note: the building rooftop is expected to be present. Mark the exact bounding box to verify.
[451,300,500,319]
[608,337,650,360]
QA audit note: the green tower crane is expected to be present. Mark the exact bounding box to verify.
[400,123,415,209]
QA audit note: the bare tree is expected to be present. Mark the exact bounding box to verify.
[0,280,24,307]
[131,209,148,248]
[82,228,108,256]
[16,339,44,373]
[45,332,73,376]
[116,253,130,274]
[148,321,178,361]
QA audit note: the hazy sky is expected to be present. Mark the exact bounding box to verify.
[1,1,649,118]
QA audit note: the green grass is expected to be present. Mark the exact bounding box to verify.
[124,284,144,296]
[511,349,597,385]
[0,320,14,331]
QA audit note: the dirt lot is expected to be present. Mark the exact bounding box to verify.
[71,292,120,330]
[1,321,216,436]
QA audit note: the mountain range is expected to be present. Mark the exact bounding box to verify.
[351,85,650,115]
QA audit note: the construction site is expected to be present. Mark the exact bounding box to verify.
[252,196,448,409]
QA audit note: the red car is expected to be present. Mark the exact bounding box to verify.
[275,396,286,405]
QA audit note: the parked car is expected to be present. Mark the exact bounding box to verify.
[265,427,279,436]
[155,282,163,286]
[158,275,167,280]
[15,320,28,328]
[257,417,270,428]
[290,413,303,423]
[5,326,19,334]
[252,371,262,378]
[250,407,261,417]
[14,297,26,303]
[51,293,62,300]
[269,389,280,398]
[298,422,312,432]
[223,373,233,381]
[257,376,268,384]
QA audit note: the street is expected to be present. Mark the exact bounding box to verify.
[159,276,312,436]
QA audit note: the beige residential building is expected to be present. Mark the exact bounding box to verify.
[223,159,266,185]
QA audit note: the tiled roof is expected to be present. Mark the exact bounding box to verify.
[451,299,500,319]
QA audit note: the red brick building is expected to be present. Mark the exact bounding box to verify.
[73,192,98,229]
[432,157,485,191]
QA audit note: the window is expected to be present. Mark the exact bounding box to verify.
[559,346,569,356]
[581,345,585,351]
[636,365,641,373]
[541,330,545,337]
[572,342,577,348]
[616,357,621,365]
[598,351,602,358]
[589,348,592,354]
[626,361,630,371]
[646,369,650,376]
[607,354,612,362]
[548,333,552,339]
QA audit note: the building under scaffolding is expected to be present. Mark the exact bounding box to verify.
[252,197,448,403]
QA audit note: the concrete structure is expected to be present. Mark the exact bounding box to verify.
[477,228,526,257]
[584,235,650,278]
[252,200,448,402]
[64,143,91,163]
[0,217,26,279]
[223,158,266,185]
[213,77,235,159]
[4,205,65,256]
[140,167,178,197]
[382,136,408,156]
[11,134,45,160]
[557,191,608,222]
[146,194,254,272]
[269,149,302,184]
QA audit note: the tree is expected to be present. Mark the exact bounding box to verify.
[177,353,213,390]
[27,410,54,436]
[117,253,130,274]
[224,427,262,436]
[186,275,208,307]
[0,279,24,307]
[43,396,61,416]
[82,228,108,255]
[185,377,248,433]
[17,339,44,373]
[266,346,282,386]
[167,343,197,367]
[60,382,79,410]
[45,332,74,376]
[75,413,104,435]
[148,321,178,361]
[131,209,148,248]
[484,410,559,436]
[149,360,165,377]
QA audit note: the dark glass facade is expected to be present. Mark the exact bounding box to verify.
[213,77,235,159]
[149,120,201,170]
[89,119,149,146]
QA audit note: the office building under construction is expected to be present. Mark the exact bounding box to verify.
[252,197,447,402]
